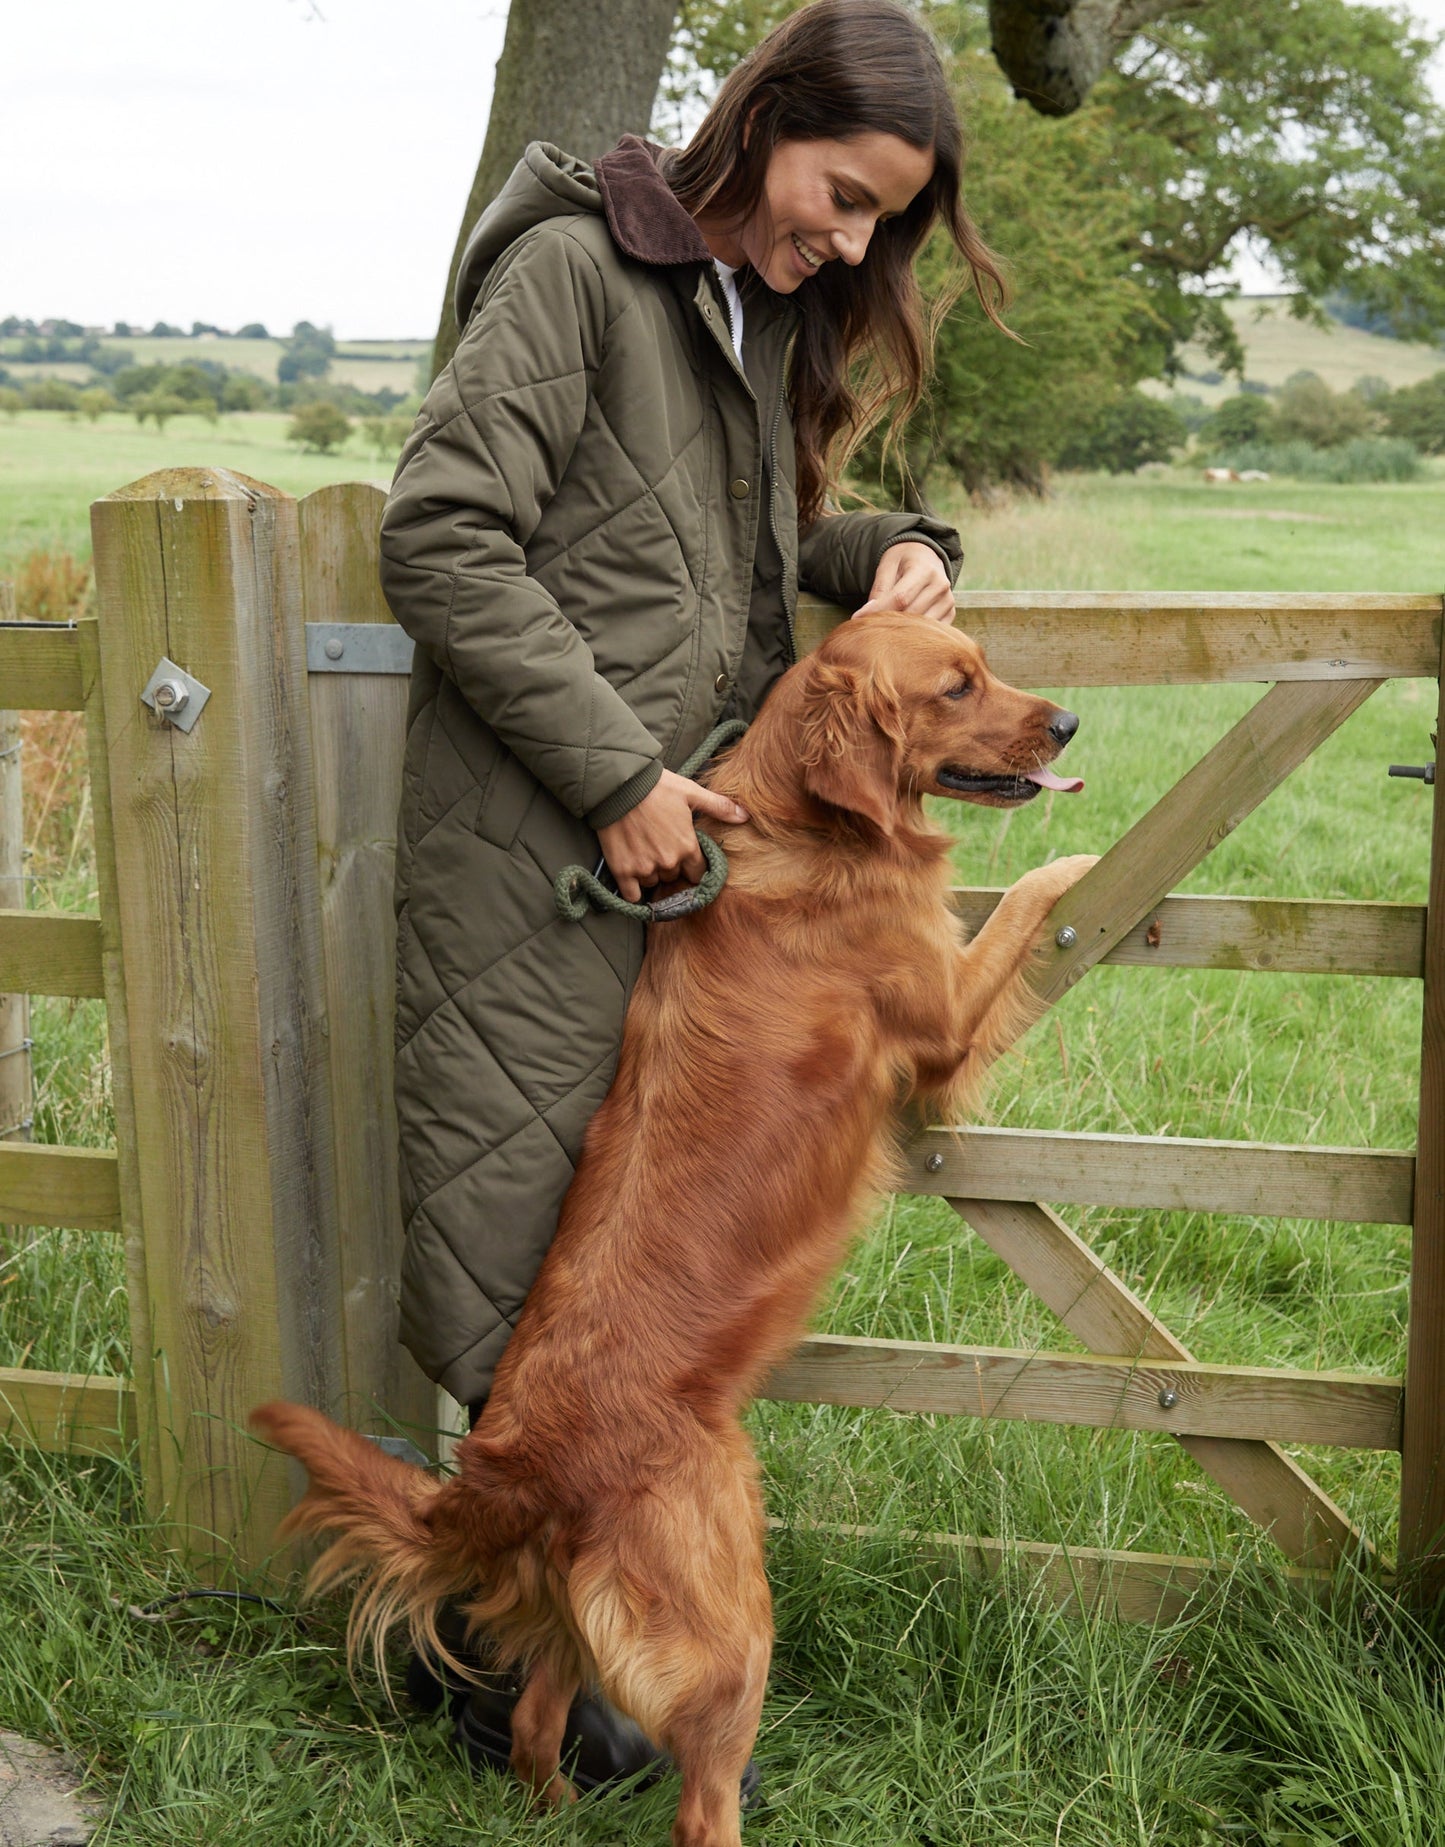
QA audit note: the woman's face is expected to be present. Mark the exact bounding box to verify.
[703,131,935,291]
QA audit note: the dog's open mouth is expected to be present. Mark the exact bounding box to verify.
[937,764,1084,800]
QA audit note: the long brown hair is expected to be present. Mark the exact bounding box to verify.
[661,0,1007,524]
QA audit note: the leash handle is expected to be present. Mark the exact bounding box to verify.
[554,720,747,926]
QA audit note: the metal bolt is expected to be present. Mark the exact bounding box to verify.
[152,678,189,714]
[324,637,344,660]
[1055,925,1077,949]
[924,1151,945,1173]
[1158,1388,1178,1410]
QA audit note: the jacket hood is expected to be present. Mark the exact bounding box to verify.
[455,136,713,325]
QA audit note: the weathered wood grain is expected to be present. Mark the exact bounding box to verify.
[0,1142,119,1231]
[90,467,346,1574]
[951,1198,1363,1566]
[299,482,435,1453]
[950,888,1426,979]
[0,624,84,710]
[1400,647,1445,1590]
[1034,678,1381,1007]
[764,1333,1401,1449]
[0,697,28,1157]
[0,910,104,999]
[794,590,1443,684]
[0,1365,137,1458]
[906,1125,1413,1224]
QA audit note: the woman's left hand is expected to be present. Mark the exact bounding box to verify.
[853,542,955,625]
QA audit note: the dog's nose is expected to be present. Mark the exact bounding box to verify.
[1048,710,1079,746]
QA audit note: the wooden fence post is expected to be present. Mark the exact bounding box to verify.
[1400,654,1445,1603]
[90,467,345,1573]
[1,580,33,1224]
[297,481,435,1448]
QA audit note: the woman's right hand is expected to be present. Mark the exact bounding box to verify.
[597,769,750,903]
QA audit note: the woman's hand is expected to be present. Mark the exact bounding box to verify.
[853,541,956,625]
[597,770,750,904]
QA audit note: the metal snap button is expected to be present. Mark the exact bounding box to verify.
[729,478,750,499]
[714,671,731,694]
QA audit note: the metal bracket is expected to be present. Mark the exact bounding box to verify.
[141,657,211,733]
[305,623,414,674]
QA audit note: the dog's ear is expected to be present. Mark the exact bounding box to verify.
[798,657,906,834]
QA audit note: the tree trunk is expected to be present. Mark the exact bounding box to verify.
[988,0,1205,117]
[430,0,680,380]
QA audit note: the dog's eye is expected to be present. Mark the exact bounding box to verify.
[943,680,970,701]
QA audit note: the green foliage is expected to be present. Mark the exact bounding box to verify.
[1272,371,1376,446]
[0,385,20,418]
[277,320,336,385]
[1200,393,1277,451]
[235,321,270,339]
[287,400,351,454]
[361,412,414,460]
[1055,391,1187,473]
[1212,435,1421,483]
[1381,369,1445,454]
[77,387,116,422]
[133,392,189,432]
[221,372,272,413]
[22,378,80,412]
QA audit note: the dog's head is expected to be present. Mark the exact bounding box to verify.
[795,613,1080,835]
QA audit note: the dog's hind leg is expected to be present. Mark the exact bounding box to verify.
[508,1656,581,1809]
[572,1442,772,1847]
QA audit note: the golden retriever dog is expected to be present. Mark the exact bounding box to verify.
[252,612,1092,1847]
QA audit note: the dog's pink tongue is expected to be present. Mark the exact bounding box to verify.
[1025,766,1084,793]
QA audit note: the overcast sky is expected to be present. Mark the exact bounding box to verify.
[6,0,1444,340]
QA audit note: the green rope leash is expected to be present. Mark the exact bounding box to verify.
[554,719,748,925]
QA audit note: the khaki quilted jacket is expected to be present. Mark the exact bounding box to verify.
[378,135,962,1405]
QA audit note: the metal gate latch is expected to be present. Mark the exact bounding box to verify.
[1388,763,1435,784]
[141,657,211,733]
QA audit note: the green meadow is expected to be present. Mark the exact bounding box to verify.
[2,429,1444,1843]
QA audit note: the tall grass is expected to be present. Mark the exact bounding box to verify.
[2,470,1443,1842]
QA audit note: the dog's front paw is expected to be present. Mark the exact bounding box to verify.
[1049,852,1100,890]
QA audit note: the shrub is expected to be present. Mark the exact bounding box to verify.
[77,387,115,422]
[133,392,188,432]
[1056,394,1188,473]
[287,400,351,454]
[1273,373,1376,446]
[1201,394,1277,450]
[22,379,80,412]
[221,373,271,412]
[1213,436,1421,482]
[1380,370,1445,454]
[361,413,415,460]
[0,386,21,418]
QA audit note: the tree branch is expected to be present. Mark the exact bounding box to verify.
[988,0,1209,117]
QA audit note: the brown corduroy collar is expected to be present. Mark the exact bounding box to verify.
[593,134,714,267]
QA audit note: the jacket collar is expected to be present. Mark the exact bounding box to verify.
[594,135,714,266]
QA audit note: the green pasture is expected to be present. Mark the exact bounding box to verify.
[2,460,1444,1842]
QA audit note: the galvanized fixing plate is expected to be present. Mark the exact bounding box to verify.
[305,622,415,674]
[140,656,211,733]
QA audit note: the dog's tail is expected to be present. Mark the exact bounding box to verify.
[250,1400,507,1686]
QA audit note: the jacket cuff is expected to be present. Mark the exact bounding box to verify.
[585,758,663,831]
[874,523,964,588]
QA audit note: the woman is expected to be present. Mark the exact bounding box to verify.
[378,0,1004,1789]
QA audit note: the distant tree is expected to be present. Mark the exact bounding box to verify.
[235,322,270,340]
[0,386,22,419]
[77,387,116,422]
[1352,375,1392,405]
[149,321,184,338]
[287,400,351,453]
[191,321,224,336]
[1273,372,1375,447]
[1057,391,1187,472]
[362,412,415,459]
[221,373,271,412]
[1381,371,1445,454]
[1200,394,1276,450]
[48,318,84,337]
[22,379,80,412]
[134,391,187,431]
[112,321,133,337]
[278,320,336,384]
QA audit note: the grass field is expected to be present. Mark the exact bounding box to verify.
[2,450,1444,1842]
[1166,296,1445,403]
[0,332,429,396]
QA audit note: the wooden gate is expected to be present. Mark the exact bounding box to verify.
[765,589,1445,1611]
[1,471,1441,1605]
